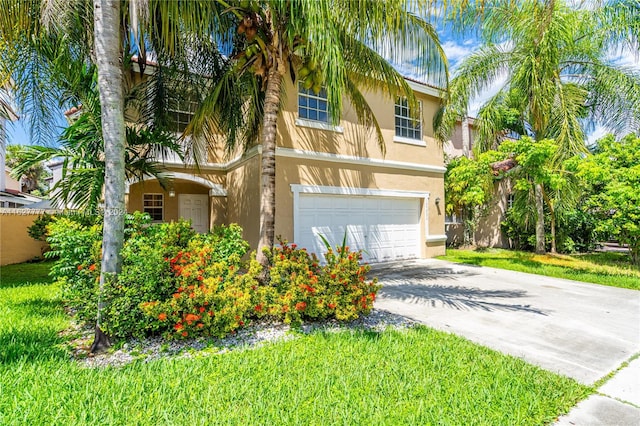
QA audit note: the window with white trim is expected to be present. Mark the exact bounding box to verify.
[507,193,515,210]
[298,84,329,123]
[165,85,199,133]
[143,193,164,221]
[169,96,198,133]
[395,98,422,141]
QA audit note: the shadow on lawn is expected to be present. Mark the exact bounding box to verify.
[0,262,54,289]
[453,254,546,270]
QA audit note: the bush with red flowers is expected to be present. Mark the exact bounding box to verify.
[140,258,260,338]
[255,240,380,325]
[48,212,380,341]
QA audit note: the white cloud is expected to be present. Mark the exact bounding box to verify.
[586,124,610,147]
[608,47,640,70]
[442,40,474,62]
[467,72,509,117]
[441,40,481,71]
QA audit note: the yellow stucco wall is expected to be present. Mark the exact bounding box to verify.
[0,211,49,265]
[225,156,261,248]
[277,77,444,167]
[128,179,212,225]
[121,72,446,258]
[274,157,445,257]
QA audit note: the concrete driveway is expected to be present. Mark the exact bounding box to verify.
[373,259,640,385]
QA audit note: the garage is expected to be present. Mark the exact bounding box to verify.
[293,187,425,263]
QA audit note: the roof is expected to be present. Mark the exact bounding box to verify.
[64,105,82,117]
[133,54,446,98]
[402,75,444,92]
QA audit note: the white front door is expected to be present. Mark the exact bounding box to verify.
[179,194,209,233]
[297,194,421,263]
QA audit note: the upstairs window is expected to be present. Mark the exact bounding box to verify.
[395,98,422,143]
[167,93,198,133]
[143,193,164,221]
[298,84,329,123]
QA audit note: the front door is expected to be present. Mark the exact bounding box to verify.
[179,194,209,233]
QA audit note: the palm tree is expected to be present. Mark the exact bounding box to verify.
[148,0,448,268]
[436,0,640,254]
[1,0,231,351]
[5,145,50,194]
[10,58,183,211]
[90,0,127,353]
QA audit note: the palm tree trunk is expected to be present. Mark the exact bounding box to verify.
[549,209,556,254]
[256,67,284,269]
[91,0,126,353]
[542,190,557,254]
[534,183,545,254]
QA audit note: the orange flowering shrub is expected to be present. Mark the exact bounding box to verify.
[256,240,380,325]
[141,248,261,339]
[318,245,380,321]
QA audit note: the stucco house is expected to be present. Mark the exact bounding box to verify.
[54,61,448,262]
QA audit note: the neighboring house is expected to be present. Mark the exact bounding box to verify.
[0,167,45,208]
[0,86,42,208]
[444,117,513,248]
[55,62,448,262]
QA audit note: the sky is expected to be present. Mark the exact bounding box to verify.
[430,23,640,145]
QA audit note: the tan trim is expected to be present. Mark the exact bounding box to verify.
[276,147,446,174]
[161,145,261,173]
[160,145,445,175]
[125,172,227,196]
[405,79,444,98]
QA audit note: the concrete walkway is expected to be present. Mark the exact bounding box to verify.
[372,259,640,425]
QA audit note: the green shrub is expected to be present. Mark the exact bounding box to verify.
[48,216,380,341]
[257,240,380,325]
[27,213,55,241]
[207,223,251,261]
[29,211,102,242]
[46,217,102,322]
[320,244,380,320]
[137,229,257,339]
[101,220,195,338]
[141,258,261,339]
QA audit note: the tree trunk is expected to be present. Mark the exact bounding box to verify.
[549,203,556,254]
[91,0,126,353]
[542,190,556,254]
[255,67,284,269]
[534,183,546,254]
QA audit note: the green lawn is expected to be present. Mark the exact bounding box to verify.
[0,262,591,425]
[440,249,640,290]
[0,260,54,287]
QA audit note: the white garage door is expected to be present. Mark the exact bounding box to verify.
[297,194,421,263]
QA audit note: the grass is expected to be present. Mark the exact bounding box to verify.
[0,262,591,425]
[440,249,640,290]
[0,260,54,288]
